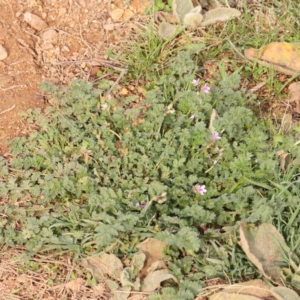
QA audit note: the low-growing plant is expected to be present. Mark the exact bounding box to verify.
[152,0,172,13]
[1,47,300,298]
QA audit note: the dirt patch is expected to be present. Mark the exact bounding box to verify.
[0,0,150,154]
[0,2,44,154]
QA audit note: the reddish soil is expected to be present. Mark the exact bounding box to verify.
[0,0,150,154]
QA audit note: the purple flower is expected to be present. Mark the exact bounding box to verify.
[189,114,199,119]
[211,132,221,142]
[196,185,207,195]
[135,202,140,207]
[192,78,200,86]
[201,83,210,94]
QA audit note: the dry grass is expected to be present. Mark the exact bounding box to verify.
[0,247,113,300]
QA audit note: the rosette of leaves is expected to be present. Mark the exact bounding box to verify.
[159,0,241,39]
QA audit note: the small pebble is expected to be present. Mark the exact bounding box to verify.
[103,23,115,31]
[110,8,124,21]
[41,29,57,42]
[24,12,48,31]
[0,45,8,61]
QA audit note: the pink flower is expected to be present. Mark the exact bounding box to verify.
[192,78,200,86]
[190,114,199,119]
[202,84,210,94]
[196,185,207,195]
[211,132,221,142]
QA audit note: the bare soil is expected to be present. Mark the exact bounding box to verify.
[0,0,150,154]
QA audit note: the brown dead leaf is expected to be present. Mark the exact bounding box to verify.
[239,223,288,283]
[141,269,178,292]
[245,42,300,75]
[113,286,132,300]
[209,292,265,300]
[155,11,178,24]
[207,280,300,300]
[128,295,147,300]
[137,238,167,261]
[147,260,166,273]
[81,253,123,282]
[158,22,177,40]
[136,238,167,277]
[222,280,273,298]
[281,113,293,134]
[65,278,85,292]
[276,150,291,172]
[287,82,300,114]
[271,286,300,300]
[201,8,241,27]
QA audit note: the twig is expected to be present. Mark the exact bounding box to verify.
[249,81,266,93]
[5,0,22,32]
[0,104,16,115]
[55,28,96,51]
[52,58,126,72]
[278,70,300,94]
[226,38,253,63]
[106,68,127,96]
[31,257,71,267]
[24,29,40,40]
[113,290,152,295]
[0,84,27,91]
[54,57,128,97]
[107,128,122,140]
